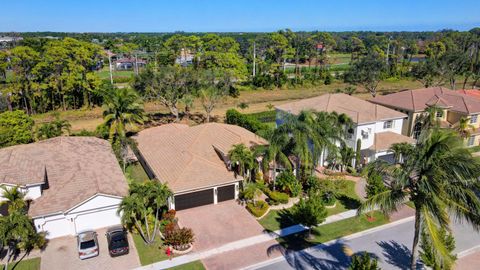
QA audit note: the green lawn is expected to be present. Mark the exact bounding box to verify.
[277,211,389,250]
[132,233,169,265]
[95,67,135,79]
[169,261,206,270]
[1,257,41,270]
[126,163,150,183]
[259,180,361,231]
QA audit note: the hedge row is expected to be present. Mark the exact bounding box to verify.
[265,190,289,205]
[225,109,269,133]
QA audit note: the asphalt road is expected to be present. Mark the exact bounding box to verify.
[253,220,480,270]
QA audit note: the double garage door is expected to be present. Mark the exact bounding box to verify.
[174,184,235,211]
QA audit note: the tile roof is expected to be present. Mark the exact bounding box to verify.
[456,89,480,100]
[134,123,268,193]
[369,131,416,152]
[275,93,407,124]
[370,87,480,114]
[0,137,128,217]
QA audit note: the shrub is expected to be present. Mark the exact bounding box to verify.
[164,227,195,250]
[246,200,269,217]
[0,110,34,147]
[225,109,267,133]
[349,252,380,270]
[365,171,387,198]
[291,192,327,237]
[162,209,176,221]
[276,171,302,197]
[266,190,289,204]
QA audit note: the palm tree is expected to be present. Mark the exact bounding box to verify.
[102,87,145,141]
[390,142,415,164]
[0,185,26,213]
[262,130,292,190]
[102,87,145,171]
[144,181,172,242]
[454,117,475,139]
[359,129,480,270]
[228,143,256,181]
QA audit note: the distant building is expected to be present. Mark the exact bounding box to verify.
[0,36,23,48]
[115,57,147,70]
[175,48,194,66]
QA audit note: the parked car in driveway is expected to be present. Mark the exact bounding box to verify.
[105,225,129,257]
[77,231,99,260]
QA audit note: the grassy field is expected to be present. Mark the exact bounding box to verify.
[277,211,389,250]
[169,261,206,270]
[132,233,170,265]
[1,257,41,270]
[95,67,135,80]
[126,163,150,183]
[259,180,361,232]
[31,78,424,132]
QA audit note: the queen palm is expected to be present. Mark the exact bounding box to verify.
[261,129,292,190]
[454,117,475,139]
[102,87,145,171]
[0,185,26,213]
[228,143,256,181]
[359,128,480,270]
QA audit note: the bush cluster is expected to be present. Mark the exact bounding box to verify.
[225,109,268,133]
[246,201,269,217]
[265,190,289,205]
[164,227,195,251]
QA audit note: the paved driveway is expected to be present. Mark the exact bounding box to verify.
[176,200,265,252]
[40,228,140,270]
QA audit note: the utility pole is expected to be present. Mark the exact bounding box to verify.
[253,41,256,77]
[386,36,392,66]
[134,53,139,75]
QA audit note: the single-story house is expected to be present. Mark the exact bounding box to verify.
[0,137,128,239]
[133,123,268,211]
[115,58,147,70]
[275,93,415,165]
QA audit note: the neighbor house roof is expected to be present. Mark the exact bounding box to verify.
[369,87,480,114]
[134,123,268,193]
[456,89,480,100]
[0,137,128,217]
[369,131,416,152]
[275,93,406,124]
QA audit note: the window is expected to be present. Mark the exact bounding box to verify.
[467,136,475,146]
[413,122,422,140]
[436,111,443,118]
[471,115,478,124]
[383,120,393,129]
[361,130,369,139]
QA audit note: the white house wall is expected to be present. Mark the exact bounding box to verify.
[33,195,123,239]
[0,183,42,201]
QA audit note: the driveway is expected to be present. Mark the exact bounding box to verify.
[176,200,266,252]
[40,228,140,270]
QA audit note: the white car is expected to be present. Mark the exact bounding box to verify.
[77,231,99,260]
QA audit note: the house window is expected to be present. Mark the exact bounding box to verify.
[383,120,393,129]
[436,111,443,118]
[471,115,478,124]
[467,136,475,146]
[361,130,369,139]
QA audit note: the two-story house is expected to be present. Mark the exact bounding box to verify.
[370,87,480,147]
[275,93,414,165]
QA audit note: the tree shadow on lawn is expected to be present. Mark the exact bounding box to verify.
[377,240,423,270]
[267,236,379,270]
[262,209,297,236]
[337,194,361,210]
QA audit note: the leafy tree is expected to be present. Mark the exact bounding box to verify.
[355,139,362,168]
[291,192,327,238]
[364,170,387,199]
[419,228,456,270]
[359,129,480,270]
[276,171,302,197]
[118,181,172,244]
[344,54,386,97]
[0,110,34,148]
[228,143,256,181]
[199,70,237,122]
[348,252,380,270]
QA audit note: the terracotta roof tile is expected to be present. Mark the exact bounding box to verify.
[370,132,416,152]
[0,137,128,217]
[134,123,268,193]
[275,93,406,124]
[370,87,480,114]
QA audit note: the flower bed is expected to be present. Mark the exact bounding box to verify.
[246,200,269,218]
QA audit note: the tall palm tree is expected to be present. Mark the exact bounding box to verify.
[102,87,145,141]
[228,143,256,181]
[0,185,26,213]
[454,117,475,139]
[359,129,480,270]
[144,181,172,242]
[102,87,145,171]
[262,130,292,190]
[390,142,415,164]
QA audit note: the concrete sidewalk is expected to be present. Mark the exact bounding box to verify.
[135,209,360,270]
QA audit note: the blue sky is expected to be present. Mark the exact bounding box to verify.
[1,0,479,32]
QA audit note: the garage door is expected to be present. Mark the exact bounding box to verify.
[42,218,73,239]
[175,189,214,210]
[217,185,235,202]
[75,208,121,233]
